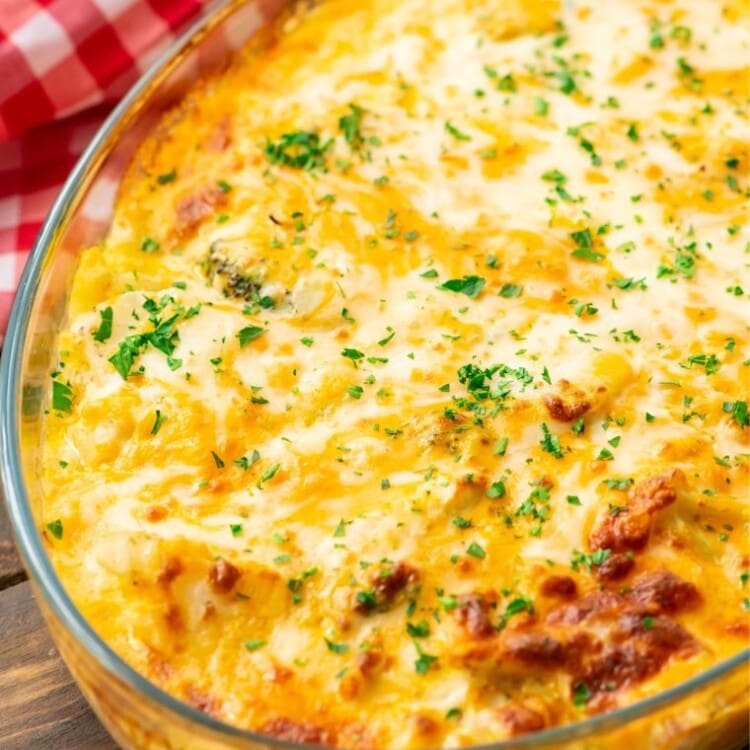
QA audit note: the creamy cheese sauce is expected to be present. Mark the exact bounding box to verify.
[43,0,748,746]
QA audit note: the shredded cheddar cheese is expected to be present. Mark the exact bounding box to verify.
[44,0,748,746]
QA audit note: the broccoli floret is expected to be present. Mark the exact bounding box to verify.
[202,242,264,301]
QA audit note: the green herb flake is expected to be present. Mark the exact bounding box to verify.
[604,477,633,491]
[244,639,266,652]
[93,306,113,343]
[338,103,364,150]
[540,423,564,458]
[325,638,350,654]
[437,276,486,298]
[52,379,73,413]
[445,121,472,141]
[377,328,396,346]
[237,326,266,348]
[406,620,430,638]
[499,283,523,298]
[46,519,63,540]
[494,437,509,456]
[141,237,160,253]
[486,480,506,499]
[413,641,438,674]
[156,170,177,185]
[573,681,592,707]
[265,131,333,172]
[466,542,486,559]
[261,463,281,482]
[534,97,550,116]
[150,409,165,436]
[722,400,749,428]
[342,347,365,364]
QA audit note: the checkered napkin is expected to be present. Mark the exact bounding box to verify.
[0,0,217,343]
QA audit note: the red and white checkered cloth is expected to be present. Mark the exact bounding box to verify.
[0,0,218,343]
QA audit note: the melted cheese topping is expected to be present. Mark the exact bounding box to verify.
[44,0,749,746]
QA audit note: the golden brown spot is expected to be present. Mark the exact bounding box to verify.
[539,574,578,600]
[208,559,241,594]
[497,703,546,736]
[157,556,183,585]
[261,717,332,745]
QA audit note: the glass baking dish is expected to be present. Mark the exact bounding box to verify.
[0,1,748,748]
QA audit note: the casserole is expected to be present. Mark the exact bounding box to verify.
[1,0,749,748]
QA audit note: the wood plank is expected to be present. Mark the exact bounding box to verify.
[0,494,25,589]
[0,580,118,750]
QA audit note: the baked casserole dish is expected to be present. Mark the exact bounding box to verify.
[2,0,749,748]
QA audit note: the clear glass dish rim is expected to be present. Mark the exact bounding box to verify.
[0,2,747,748]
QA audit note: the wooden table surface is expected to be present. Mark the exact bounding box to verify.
[0,498,117,749]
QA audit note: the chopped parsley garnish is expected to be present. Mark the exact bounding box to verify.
[540,423,563,458]
[569,228,604,262]
[612,277,647,291]
[452,516,472,529]
[156,170,177,185]
[355,590,377,611]
[46,519,63,540]
[338,103,365,150]
[211,450,225,469]
[140,237,160,253]
[244,639,266,652]
[264,131,333,172]
[499,283,523,298]
[723,400,749,428]
[150,410,165,436]
[445,121,472,141]
[685,353,720,376]
[466,542,486,559]
[237,326,266,348]
[288,567,318,604]
[92,306,113,342]
[377,328,396,346]
[572,681,592,707]
[437,276,486,298]
[51,379,73,413]
[341,347,365,364]
[566,495,581,506]
[499,596,534,627]
[324,638,350,654]
[229,523,243,537]
[486,480,506,499]
[534,96,550,115]
[301,336,314,347]
[260,463,280,482]
[217,179,232,193]
[234,450,260,470]
[109,305,181,379]
[413,641,438,674]
[604,477,633,491]
[571,548,611,572]
[347,385,363,399]
[406,620,430,637]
